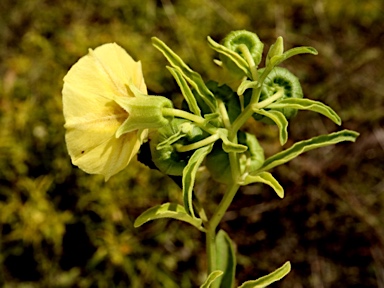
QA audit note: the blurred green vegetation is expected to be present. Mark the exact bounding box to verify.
[0,0,383,287]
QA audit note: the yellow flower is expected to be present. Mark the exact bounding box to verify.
[62,43,149,181]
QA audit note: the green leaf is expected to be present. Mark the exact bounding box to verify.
[134,203,203,230]
[152,37,217,112]
[167,66,201,116]
[182,144,214,218]
[266,36,284,66]
[207,36,252,78]
[237,80,259,96]
[238,261,291,288]
[268,98,341,125]
[254,110,288,145]
[241,172,284,198]
[212,230,236,288]
[217,129,248,153]
[200,271,223,288]
[260,130,360,172]
[270,46,318,67]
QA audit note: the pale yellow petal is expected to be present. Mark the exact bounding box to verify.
[66,129,141,181]
[62,43,148,180]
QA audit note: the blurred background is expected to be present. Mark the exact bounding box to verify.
[0,0,383,287]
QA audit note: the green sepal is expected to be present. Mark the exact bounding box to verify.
[200,271,223,288]
[207,36,252,78]
[152,37,217,112]
[259,130,360,172]
[182,144,214,218]
[268,98,341,125]
[167,66,201,116]
[134,203,204,231]
[238,261,291,288]
[115,93,173,137]
[254,109,288,146]
[212,230,236,288]
[241,171,284,198]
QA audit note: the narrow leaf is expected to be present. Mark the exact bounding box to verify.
[260,130,360,172]
[207,36,252,78]
[213,230,236,288]
[200,271,223,288]
[152,37,217,112]
[269,98,341,125]
[254,110,288,145]
[218,128,248,153]
[238,261,291,288]
[271,46,318,66]
[237,80,259,96]
[134,203,203,230]
[167,66,201,116]
[242,172,284,198]
[182,144,214,218]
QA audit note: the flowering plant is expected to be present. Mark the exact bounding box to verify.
[62,30,359,287]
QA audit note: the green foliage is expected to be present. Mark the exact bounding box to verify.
[213,230,236,288]
[0,0,383,287]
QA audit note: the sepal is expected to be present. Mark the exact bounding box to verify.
[115,86,173,137]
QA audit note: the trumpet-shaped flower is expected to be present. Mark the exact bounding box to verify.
[63,43,163,180]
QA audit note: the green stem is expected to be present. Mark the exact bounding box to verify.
[238,44,258,81]
[162,107,205,124]
[206,181,241,274]
[218,99,231,129]
[162,107,218,135]
[255,88,284,109]
[230,104,254,136]
[175,134,220,152]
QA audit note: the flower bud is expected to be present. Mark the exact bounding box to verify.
[220,30,264,76]
[252,67,303,124]
[150,118,205,176]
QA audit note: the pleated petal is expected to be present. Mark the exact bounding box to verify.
[62,43,148,180]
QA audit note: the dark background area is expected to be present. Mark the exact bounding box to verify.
[0,0,383,287]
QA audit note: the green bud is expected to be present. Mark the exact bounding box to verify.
[149,118,205,176]
[266,36,284,66]
[220,30,264,76]
[250,67,303,124]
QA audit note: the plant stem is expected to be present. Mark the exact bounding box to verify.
[162,107,205,124]
[230,104,254,136]
[162,107,218,135]
[175,134,219,152]
[206,182,240,274]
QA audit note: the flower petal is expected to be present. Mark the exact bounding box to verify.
[62,43,148,180]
